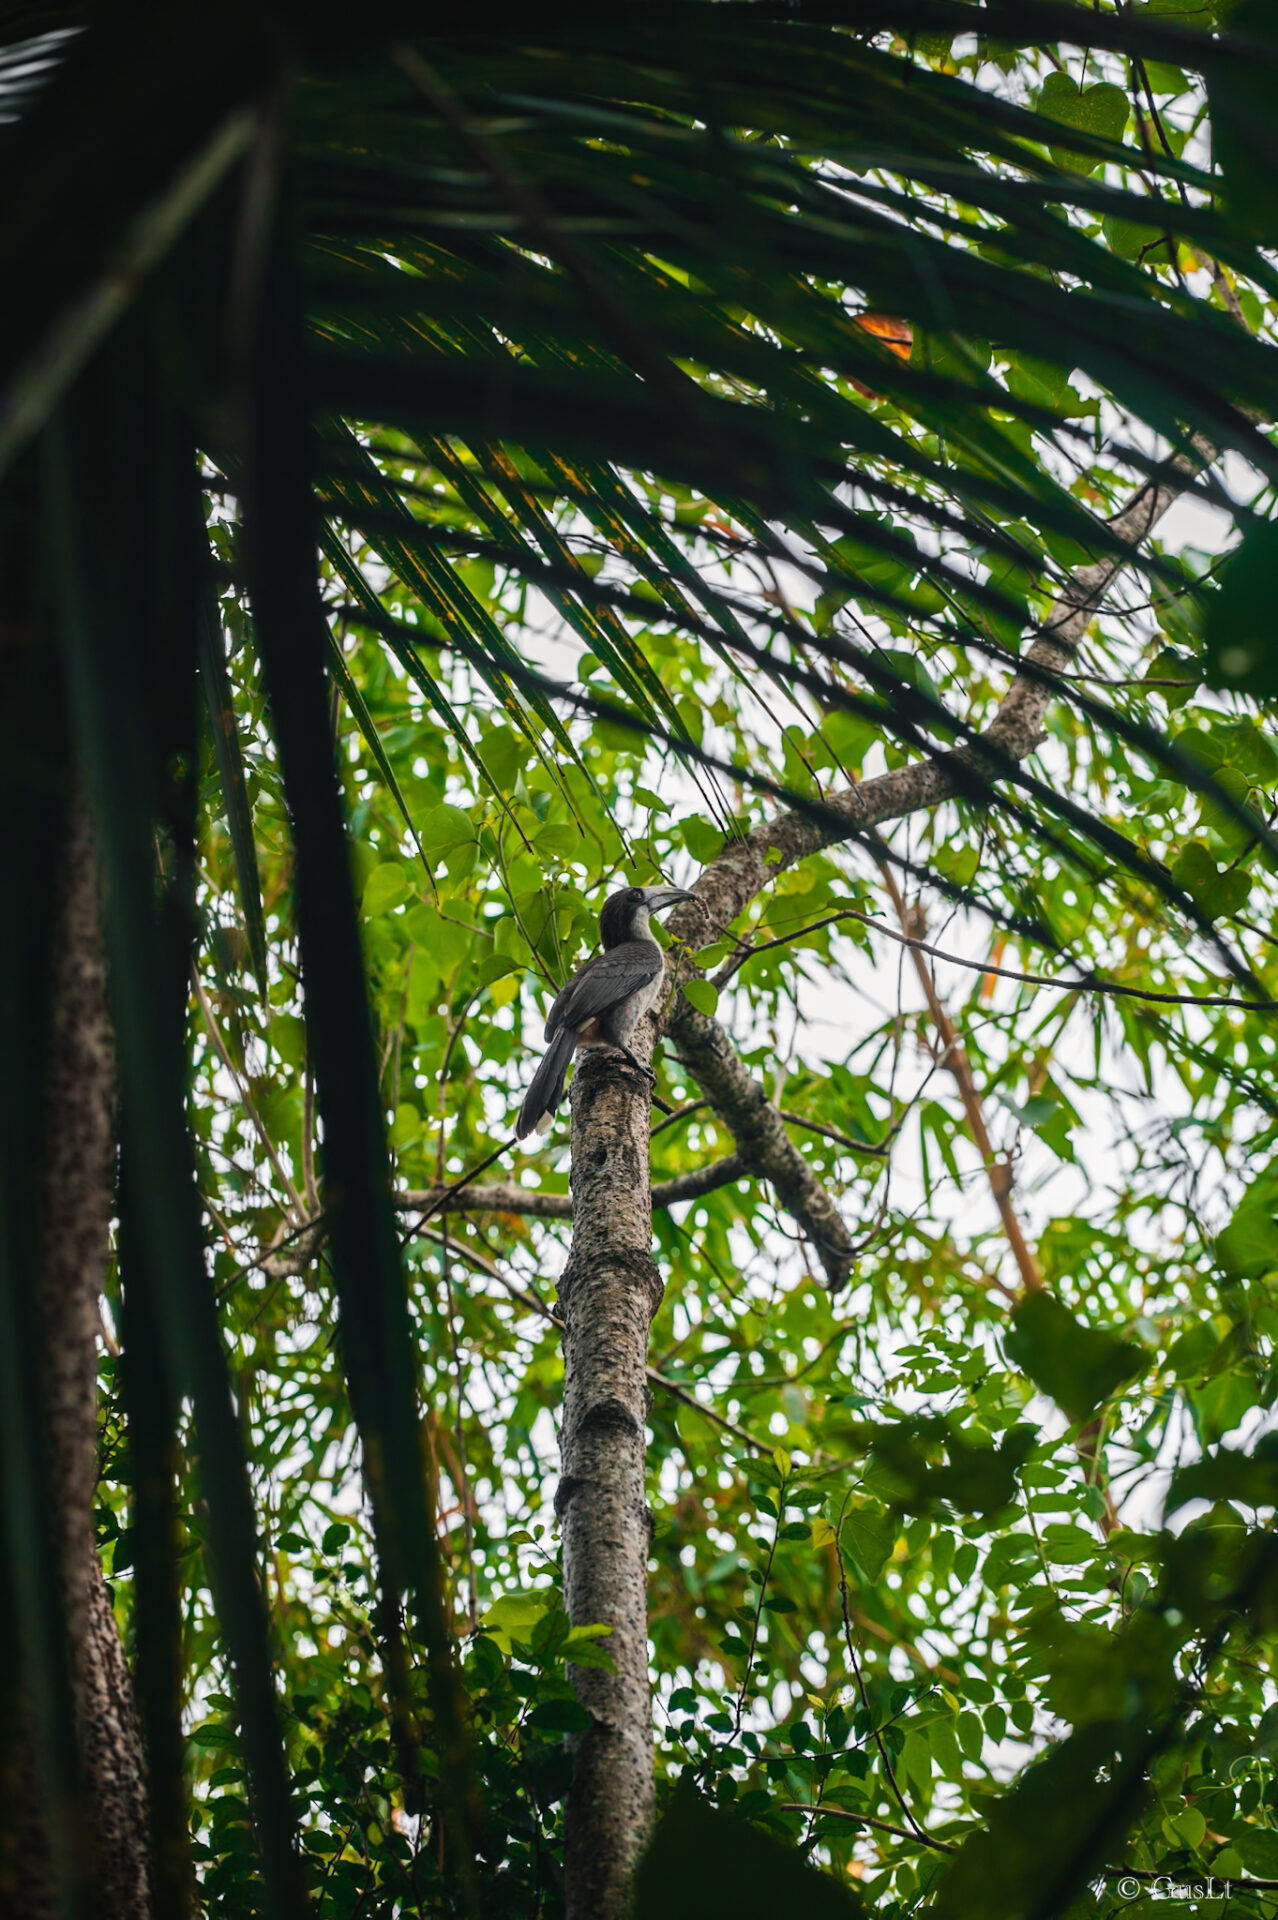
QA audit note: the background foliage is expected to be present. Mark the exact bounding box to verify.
[8,1,1278,1915]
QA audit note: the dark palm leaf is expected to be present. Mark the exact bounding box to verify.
[3,4,1276,1910]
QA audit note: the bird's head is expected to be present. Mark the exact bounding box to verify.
[599,883,697,947]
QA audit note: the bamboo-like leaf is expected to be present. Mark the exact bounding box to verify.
[195,564,269,993]
[319,520,535,856]
[237,203,481,1905]
[44,392,306,1920]
[324,620,432,875]
[323,419,594,814]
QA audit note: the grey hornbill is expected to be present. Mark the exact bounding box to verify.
[515,883,695,1140]
[410,883,696,1230]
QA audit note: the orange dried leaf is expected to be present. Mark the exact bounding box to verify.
[850,310,913,398]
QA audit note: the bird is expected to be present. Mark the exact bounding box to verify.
[515,883,696,1140]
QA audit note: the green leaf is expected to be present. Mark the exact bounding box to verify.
[1163,1807,1207,1851]
[1167,1434,1278,1513]
[683,817,725,863]
[1165,1320,1222,1380]
[1208,0,1278,232]
[417,804,476,856]
[635,1794,866,1919]
[1203,519,1278,697]
[868,1420,1036,1517]
[681,977,719,1017]
[563,1623,617,1672]
[1218,1159,1278,1280]
[1035,74,1130,173]
[840,1502,896,1582]
[934,1722,1156,1920]
[362,863,410,918]
[878,647,942,707]
[527,1698,595,1733]
[1169,843,1251,921]
[479,1589,557,1655]
[1232,1827,1278,1877]
[1006,1292,1147,1419]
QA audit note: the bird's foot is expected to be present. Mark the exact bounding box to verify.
[618,1047,657,1087]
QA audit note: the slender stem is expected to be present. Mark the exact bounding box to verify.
[731,1490,782,1740]
[778,1804,955,1853]
[834,1493,933,1850]
[193,969,305,1219]
[879,865,1044,1295]
[717,904,1278,1012]
[440,1229,478,1633]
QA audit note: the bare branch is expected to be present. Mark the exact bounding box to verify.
[881,869,1044,1296]
[649,441,1214,1281]
[779,1805,956,1853]
[667,1005,859,1288]
[717,905,1278,1011]
[391,1154,748,1223]
[667,443,1208,954]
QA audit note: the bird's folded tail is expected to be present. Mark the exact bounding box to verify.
[515,1025,577,1140]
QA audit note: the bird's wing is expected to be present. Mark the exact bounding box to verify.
[545,941,663,1036]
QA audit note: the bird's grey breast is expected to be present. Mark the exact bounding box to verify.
[598,941,665,1047]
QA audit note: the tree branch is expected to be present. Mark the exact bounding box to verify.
[667,442,1205,950]
[717,905,1278,1011]
[397,1154,746,1221]
[779,1805,956,1853]
[259,1179,771,1458]
[881,868,1044,1296]
[650,441,1211,1282]
[667,1002,860,1288]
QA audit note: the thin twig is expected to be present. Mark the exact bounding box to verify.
[717,905,1278,1012]
[778,1804,956,1852]
[834,1491,939,1850]
[731,1492,783,1740]
[422,1232,772,1456]
[778,1109,892,1158]
[650,1100,710,1139]
[193,970,305,1219]
[881,869,1043,1296]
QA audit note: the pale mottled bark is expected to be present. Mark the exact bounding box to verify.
[557,1044,664,1920]
[666,454,1192,949]
[398,1156,744,1220]
[647,453,1199,1282]
[666,1003,857,1285]
[13,805,152,1920]
[550,448,1199,1918]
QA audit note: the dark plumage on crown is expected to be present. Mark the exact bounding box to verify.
[599,886,649,949]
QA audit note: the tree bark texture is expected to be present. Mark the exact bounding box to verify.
[9,806,152,1920]
[558,1041,664,1920]
[662,447,1195,960]
[551,448,1198,1918]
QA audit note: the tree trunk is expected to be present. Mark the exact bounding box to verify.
[558,1038,663,1920]
[10,805,152,1919]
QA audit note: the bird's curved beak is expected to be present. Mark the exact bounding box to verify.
[643,885,697,913]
